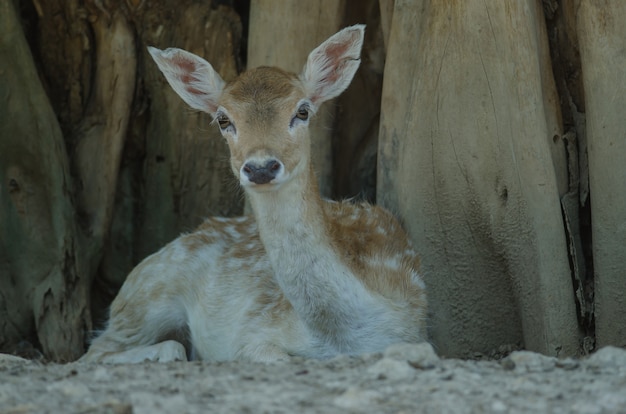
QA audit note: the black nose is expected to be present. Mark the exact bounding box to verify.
[242,159,282,184]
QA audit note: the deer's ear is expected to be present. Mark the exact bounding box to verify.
[148,46,225,115]
[300,25,365,105]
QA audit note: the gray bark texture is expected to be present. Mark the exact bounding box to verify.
[0,0,90,361]
[577,0,626,348]
[377,0,581,357]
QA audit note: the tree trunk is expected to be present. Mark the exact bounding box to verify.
[333,0,386,202]
[0,0,90,362]
[378,0,580,357]
[577,0,626,348]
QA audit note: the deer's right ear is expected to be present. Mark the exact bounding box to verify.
[148,46,225,115]
[301,25,365,106]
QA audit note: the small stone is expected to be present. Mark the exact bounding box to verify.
[80,400,132,414]
[46,381,90,398]
[334,387,382,409]
[383,342,439,369]
[130,392,188,414]
[501,351,556,373]
[555,358,580,370]
[571,391,626,413]
[0,353,29,364]
[93,366,112,381]
[1,403,39,413]
[585,346,626,371]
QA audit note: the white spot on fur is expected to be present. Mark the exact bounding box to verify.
[410,269,426,290]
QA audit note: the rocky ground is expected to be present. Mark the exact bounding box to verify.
[1,343,625,414]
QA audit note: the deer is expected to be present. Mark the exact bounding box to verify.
[80,25,427,364]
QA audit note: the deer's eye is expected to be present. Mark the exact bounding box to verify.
[289,102,313,130]
[295,106,309,121]
[217,114,231,130]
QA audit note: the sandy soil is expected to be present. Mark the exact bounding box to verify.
[1,343,625,414]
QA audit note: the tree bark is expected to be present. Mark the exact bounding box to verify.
[0,0,90,361]
[378,0,580,357]
[333,0,386,202]
[577,0,626,348]
[378,0,394,52]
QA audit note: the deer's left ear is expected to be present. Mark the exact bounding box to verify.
[300,25,365,106]
[148,46,225,116]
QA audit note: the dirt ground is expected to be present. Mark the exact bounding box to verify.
[1,343,625,414]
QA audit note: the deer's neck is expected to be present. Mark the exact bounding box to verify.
[249,164,320,229]
[248,164,331,266]
[247,164,372,342]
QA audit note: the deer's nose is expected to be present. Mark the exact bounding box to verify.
[242,159,282,184]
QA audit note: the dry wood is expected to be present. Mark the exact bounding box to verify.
[0,0,90,361]
[378,0,580,357]
[577,0,626,348]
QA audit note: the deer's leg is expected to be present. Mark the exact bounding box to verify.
[80,265,190,363]
[80,311,189,363]
[81,319,189,363]
[83,340,187,364]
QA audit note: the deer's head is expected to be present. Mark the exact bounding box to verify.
[149,25,364,192]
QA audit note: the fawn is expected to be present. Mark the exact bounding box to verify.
[80,25,427,363]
